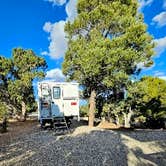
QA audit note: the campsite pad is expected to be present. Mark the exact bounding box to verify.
[0,120,166,166]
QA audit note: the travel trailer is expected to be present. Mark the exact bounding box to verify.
[37,81,79,128]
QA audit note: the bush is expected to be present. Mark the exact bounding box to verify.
[80,105,89,117]
[143,108,166,128]
[0,102,8,120]
[130,115,146,128]
[0,102,8,133]
[145,117,166,129]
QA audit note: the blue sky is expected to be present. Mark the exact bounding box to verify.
[0,0,166,83]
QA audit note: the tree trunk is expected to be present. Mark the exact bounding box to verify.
[20,101,26,121]
[88,90,96,127]
[123,113,128,128]
[123,107,132,128]
[115,115,119,125]
[0,116,7,133]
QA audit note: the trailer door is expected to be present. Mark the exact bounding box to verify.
[51,86,63,117]
[63,99,79,117]
[63,84,79,117]
[39,83,52,119]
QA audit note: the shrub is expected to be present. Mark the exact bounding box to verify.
[80,105,89,117]
[0,102,8,132]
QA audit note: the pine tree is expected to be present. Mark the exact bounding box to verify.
[63,0,155,126]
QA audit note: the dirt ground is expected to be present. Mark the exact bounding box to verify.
[0,120,39,146]
[0,120,166,166]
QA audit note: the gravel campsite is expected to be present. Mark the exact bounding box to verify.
[1,0,166,166]
[0,120,166,166]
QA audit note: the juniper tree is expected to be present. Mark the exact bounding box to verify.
[128,77,166,128]
[0,48,47,121]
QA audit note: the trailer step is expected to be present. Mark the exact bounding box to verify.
[55,126,68,129]
[53,117,70,133]
[53,122,66,125]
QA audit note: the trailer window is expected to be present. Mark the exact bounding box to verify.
[42,89,50,96]
[53,87,61,99]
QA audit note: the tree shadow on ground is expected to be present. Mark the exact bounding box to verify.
[0,129,128,166]
[0,121,166,166]
[129,147,166,166]
[120,129,166,166]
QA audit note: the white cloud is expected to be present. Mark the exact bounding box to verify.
[43,0,77,59]
[152,12,166,27]
[159,76,166,81]
[66,0,77,22]
[46,68,65,81]
[138,0,154,11]
[44,0,77,21]
[137,61,155,71]
[41,51,48,56]
[153,70,166,81]
[154,36,166,55]
[163,0,166,8]
[154,71,165,76]
[137,62,145,69]
[45,0,66,6]
[43,21,67,59]
[43,22,52,32]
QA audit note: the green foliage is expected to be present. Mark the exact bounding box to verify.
[80,104,89,117]
[128,76,166,108]
[102,102,123,120]
[140,77,166,106]
[63,0,155,97]
[62,0,155,126]
[0,48,47,116]
[9,48,46,104]
[128,76,166,128]
[0,103,8,133]
[63,0,154,83]
[0,102,8,120]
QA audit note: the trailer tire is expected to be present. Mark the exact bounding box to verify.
[65,117,72,128]
[50,121,54,129]
[40,120,45,129]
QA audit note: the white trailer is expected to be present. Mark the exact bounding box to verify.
[37,81,79,127]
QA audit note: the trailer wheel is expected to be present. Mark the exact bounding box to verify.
[65,117,71,128]
[50,121,54,129]
[40,120,45,129]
